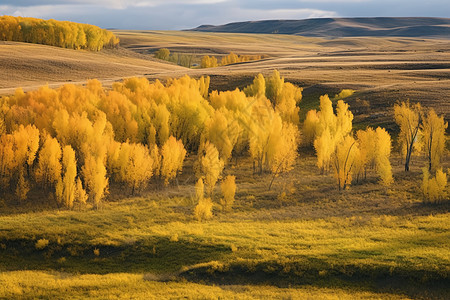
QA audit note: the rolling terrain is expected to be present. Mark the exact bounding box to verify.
[0,41,184,95]
[2,30,450,131]
[191,17,450,38]
[116,30,450,130]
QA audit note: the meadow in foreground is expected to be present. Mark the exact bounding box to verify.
[0,154,448,299]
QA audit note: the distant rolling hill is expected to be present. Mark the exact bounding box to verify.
[190,17,450,38]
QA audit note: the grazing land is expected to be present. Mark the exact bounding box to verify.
[0,20,449,299]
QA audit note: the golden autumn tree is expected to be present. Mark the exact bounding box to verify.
[420,109,448,172]
[244,73,266,98]
[201,55,218,68]
[160,136,187,185]
[269,123,300,190]
[354,127,377,181]
[74,177,88,207]
[203,109,239,162]
[114,142,153,194]
[0,135,15,189]
[12,125,40,201]
[56,145,77,209]
[82,154,108,209]
[394,100,422,171]
[355,127,393,186]
[375,127,393,186]
[35,134,62,191]
[154,104,170,146]
[195,178,204,203]
[149,144,161,177]
[155,48,170,60]
[194,197,213,221]
[332,135,359,190]
[422,168,447,203]
[194,178,213,221]
[220,175,236,211]
[196,141,224,197]
[311,96,353,173]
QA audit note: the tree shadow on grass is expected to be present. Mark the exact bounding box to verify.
[0,237,230,275]
[179,257,450,299]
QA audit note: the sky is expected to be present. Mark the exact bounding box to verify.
[0,0,449,30]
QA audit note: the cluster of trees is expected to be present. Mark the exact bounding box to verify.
[0,70,446,210]
[201,52,263,68]
[304,95,393,190]
[154,48,263,69]
[304,96,448,200]
[0,71,302,210]
[393,101,448,202]
[0,16,119,51]
[154,48,195,68]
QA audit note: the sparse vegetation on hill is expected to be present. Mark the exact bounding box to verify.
[0,16,119,50]
[154,47,264,68]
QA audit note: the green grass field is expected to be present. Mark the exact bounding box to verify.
[1,156,448,299]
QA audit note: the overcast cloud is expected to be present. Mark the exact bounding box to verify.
[0,0,448,30]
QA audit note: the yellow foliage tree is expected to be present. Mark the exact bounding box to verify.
[201,55,218,68]
[422,168,447,203]
[196,141,224,197]
[193,178,212,218]
[82,154,108,209]
[203,109,239,162]
[243,73,266,98]
[303,110,319,147]
[420,109,448,172]
[160,136,187,185]
[114,142,153,194]
[35,134,62,190]
[269,123,300,190]
[195,178,204,202]
[375,127,393,186]
[220,175,236,211]
[0,135,15,188]
[74,177,88,207]
[355,127,393,186]
[394,100,422,171]
[332,135,359,190]
[312,96,353,173]
[0,16,119,50]
[154,48,170,60]
[12,125,40,201]
[194,197,213,221]
[57,145,77,209]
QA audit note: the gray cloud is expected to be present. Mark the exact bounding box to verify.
[0,0,449,30]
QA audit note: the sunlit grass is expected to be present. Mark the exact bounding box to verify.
[0,156,448,298]
[0,271,409,299]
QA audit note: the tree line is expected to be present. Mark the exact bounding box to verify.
[154,48,263,68]
[0,16,119,51]
[0,72,300,210]
[0,71,447,213]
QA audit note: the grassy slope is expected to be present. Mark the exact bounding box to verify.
[0,156,448,299]
[0,41,184,95]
